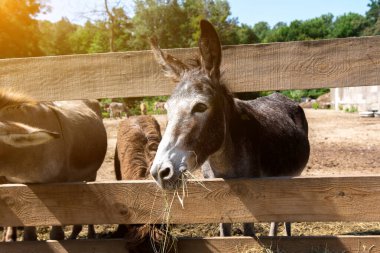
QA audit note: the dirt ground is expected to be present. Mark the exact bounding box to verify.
[303,109,380,177]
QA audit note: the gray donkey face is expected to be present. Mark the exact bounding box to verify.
[150,20,225,189]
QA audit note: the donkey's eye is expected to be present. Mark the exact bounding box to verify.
[192,103,208,113]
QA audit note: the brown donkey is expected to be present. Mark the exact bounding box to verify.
[114,115,173,253]
[115,115,162,181]
[149,20,310,236]
[0,89,107,241]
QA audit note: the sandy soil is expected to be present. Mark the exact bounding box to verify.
[304,109,380,176]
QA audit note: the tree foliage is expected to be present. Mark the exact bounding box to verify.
[4,0,378,57]
[103,3,133,52]
[69,21,103,53]
[0,0,48,58]
[130,0,242,49]
[331,13,368,38]
[253,22,270,42]
[366,0,380,25]
[39,18,78,55]
[131,0,188,49]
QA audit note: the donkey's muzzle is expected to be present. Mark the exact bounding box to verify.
[151,161,178,189]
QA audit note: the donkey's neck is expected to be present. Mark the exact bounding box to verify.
[204,128,236,178]
[202,97,248,178]
[202,98,263,179]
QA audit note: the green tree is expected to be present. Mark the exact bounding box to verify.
[253,21,270,42]
[69,21,101,54]
[87,21,109,53]
[301,14,334,40]
[38,20,55,55]
[131,0,240,49]
[286,20,303,41]
[331,13,367,38]
[0,0,48,58]
[264,22,289,42]
[236,24,258,44]
[366,0,380,25]
[365,18,380,35]
[204,0,239,45]
[182,0,205,44]
[104,0,133,52]
[131,0,188,49]
[288,14,333,41]
[39,18,78,55]
[363,0,380,35]
[184,0,240,46]
[112,8,133,51]
[264,14,334,42]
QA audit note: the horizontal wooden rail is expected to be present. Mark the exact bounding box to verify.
[0,176,379,226]
[1,236,379,253]
[179,236,380,253]
[1,36,380,101]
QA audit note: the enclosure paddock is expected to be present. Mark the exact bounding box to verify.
[1,35,380,252]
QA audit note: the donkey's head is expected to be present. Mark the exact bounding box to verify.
[150,20,231,189]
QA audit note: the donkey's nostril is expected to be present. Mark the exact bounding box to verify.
[158,162,174,181]
[160,167,171,179]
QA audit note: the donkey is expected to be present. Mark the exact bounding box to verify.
[154,101,166,112]
[114,116,174,253]
[140,102,147,115]
[114,115,162,181]
[0,89,107,241]
[149,20,310,236]
[108,102,128,119]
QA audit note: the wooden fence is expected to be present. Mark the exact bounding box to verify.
[1,35,380,252]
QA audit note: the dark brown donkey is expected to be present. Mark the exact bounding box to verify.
[149,20,310,236]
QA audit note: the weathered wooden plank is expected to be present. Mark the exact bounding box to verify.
[0,239,129,253]
[1,36,380,101]
[1,236,379,253]
[178,236,380,253]
[0,176,379,226]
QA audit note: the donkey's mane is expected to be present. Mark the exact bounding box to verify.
[0,89,35,110]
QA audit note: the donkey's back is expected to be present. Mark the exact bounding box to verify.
[235,92,310,177]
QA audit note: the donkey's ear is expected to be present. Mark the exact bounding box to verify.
[0,122,60,148]
[199,20,222,81]
[150,37,188,81]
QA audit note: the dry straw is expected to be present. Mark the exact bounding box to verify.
[148,167,211,253]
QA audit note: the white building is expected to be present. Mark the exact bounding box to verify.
[331,85,380,111]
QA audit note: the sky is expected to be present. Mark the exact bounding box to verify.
[38,0,370,27]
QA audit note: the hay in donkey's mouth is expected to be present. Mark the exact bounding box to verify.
[148,166,212,253]
[148,189,177,253]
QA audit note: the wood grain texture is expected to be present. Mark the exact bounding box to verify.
[0,239,129,253]
[1,236,379,253]
[1,36,380,101]
[0,176,379,226]
[178,236,380,253]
